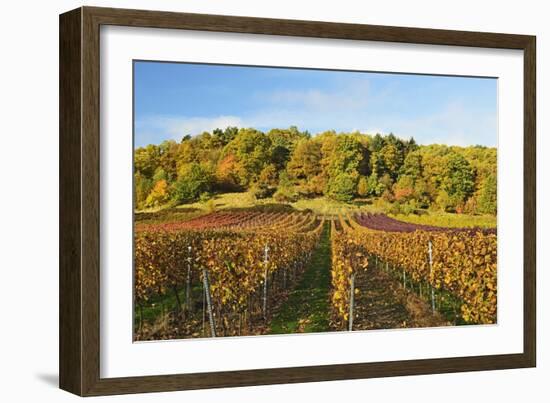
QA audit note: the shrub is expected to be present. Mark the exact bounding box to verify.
[381,189,395,203]
[249,183,274,199]
[388,200,416,216]
[401,200,417,215]
[389,201,403,215]
[205,198,216,213]
[273,187,298,203]
[199,192,213,203]
[463,197,477,214]
[436,189,456,212]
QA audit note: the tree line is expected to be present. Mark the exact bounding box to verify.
[134,126,497,215]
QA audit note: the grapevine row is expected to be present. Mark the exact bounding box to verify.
[330,217,369,329]
[344,214,497,324]
[134,213,325,338]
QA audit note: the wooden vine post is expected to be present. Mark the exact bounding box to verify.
[202,268,216,337]
[428,240,435,313]
[348,272,355,331]
[186,246,192,314]
[202,280,206,332]
[263,244,269,319]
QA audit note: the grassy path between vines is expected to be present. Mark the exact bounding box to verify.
[268,223,332,334]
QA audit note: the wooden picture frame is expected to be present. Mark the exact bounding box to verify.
[59,6,536,396]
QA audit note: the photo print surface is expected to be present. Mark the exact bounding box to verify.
[133,61,497,341]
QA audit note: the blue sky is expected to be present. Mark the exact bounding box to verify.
[134,61,497,148]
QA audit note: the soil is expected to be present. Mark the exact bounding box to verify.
[351,261,449,331]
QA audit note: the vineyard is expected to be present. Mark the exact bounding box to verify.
[134,211,497,340]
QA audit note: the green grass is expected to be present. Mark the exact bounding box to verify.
[177,192,260,211]
[135,290,184,326]
[134,284,203,329]
[390,211,497,228]
[269,223,332,334]
[170,192,381,216]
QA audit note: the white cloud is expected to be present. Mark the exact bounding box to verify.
[356,128,389,135]
[135,82,496,147]
[262,81,370,112]
[136,115,245,141]
[384,102,497,146]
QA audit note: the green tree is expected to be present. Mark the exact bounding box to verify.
[440,152,475,205]
[270,145,291,170]
[477,174,497,214]
[152,167,167,182]
[158,140,180,181]
[172,163,213,203]
[401,151,423,182]
[436,189,454,212]
[223,127,239,144]
[327,135,364,177]
[357,176,369,197]
[370,133,385,152]
[405,137,419,154]
[134,172,153,209]
[223,128,271,187]
[365,173,383,197]
[379,142,404,181]
[133,128,497,213]
[259,164,279,187]
[267,126,309,151]
[273,171,298,202]
[134,144,160,177]
[176,140,197,167]
[287,139,322,180]
[145,179,171,208]
[327,172,358,202]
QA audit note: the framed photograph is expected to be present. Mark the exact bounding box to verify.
[59,6,536,396]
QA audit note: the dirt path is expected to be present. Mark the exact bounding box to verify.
[351,259,449,331]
